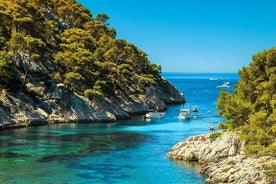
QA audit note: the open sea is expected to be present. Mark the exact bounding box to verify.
[0,73,239,184]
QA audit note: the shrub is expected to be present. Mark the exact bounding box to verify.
[218,122,228,130]
[265,163,276,181]
[0,51,14,83]
[245,143,276,156]
[54,72,62,81]
[84,89,103,99]
[261,144,276,156]
[138,75,156,86]
[64,72,84,90]
[209,132,222,142]
[244,144,264,155]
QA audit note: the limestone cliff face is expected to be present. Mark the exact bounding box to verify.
[0,77,184,130]
[167,131,276,184]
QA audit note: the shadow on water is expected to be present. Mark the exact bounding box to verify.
[38,132,150,162]
[0,152,31,158]
[171,159,204,173]
[65,154,137,182]
[0,73,238,184]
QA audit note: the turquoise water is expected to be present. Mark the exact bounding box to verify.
[0,73,238,184]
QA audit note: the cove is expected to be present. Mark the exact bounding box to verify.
[0,118,208,183]
[0,73,238,183]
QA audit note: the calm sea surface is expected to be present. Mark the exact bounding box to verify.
[0,73,239,184]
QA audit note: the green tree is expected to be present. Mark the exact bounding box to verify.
[3,0,45,36]
[95,13,109,25]
[7,33,46,85]
[217,48,276,156]
[54,28,96,83]
[64,72,84,90]
[0,51,14,84]
[43,20,60,49]
[53,0,92,28]
[0,0,163,100]
[83,20,116,40]
[60,28,96,51]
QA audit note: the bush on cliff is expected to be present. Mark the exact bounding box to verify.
[209,132,222,142]
[217,48,276,156]
[0,0,161,98]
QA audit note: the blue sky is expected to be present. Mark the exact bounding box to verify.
[77,0,276,73]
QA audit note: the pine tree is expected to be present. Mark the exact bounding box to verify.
[217,48,276,156]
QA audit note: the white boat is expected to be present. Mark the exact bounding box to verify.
[222,81,230,87]
[144,111,165,119]
[217,81,231,88]
[178,108,191,120]
[209,77,217,80]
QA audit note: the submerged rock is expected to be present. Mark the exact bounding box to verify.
[167,131,276,184]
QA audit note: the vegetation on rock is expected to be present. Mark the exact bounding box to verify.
[217,48,276,156]
[265,164,276,181]
[209,132,222,142]
[0,0,161,97]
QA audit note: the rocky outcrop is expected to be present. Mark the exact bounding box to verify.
[167,131,276,184]
[0,78,184,130]
[202,155,275,184]
[167,131,242,162]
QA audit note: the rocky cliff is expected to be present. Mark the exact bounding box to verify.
[0,0,185,130]
[0,77,184,130]
[167,131,276,184]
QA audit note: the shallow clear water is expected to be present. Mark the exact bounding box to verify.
[0,73,238,184]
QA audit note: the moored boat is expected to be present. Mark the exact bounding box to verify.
[192,106,198,112]
[144,111,165,119]
[178,108,191,120]
[222,81,230,87]
[217,81,231,88]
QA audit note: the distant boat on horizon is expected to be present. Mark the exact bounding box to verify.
[209,77,217,81]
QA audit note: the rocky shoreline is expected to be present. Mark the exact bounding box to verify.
[0,77,184,130]
[167,131,276,184]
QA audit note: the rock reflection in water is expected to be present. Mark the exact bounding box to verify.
[38,132,149,162]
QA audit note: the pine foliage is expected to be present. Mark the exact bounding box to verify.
[0,0,161,96]
[217,48,276,156]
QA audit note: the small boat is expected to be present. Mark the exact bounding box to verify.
[144,111,165,119]
[222,81,230,87]
[178,108,191,120]
[209,77,217,81]
[217,81,231,88]
[192,106,198,112]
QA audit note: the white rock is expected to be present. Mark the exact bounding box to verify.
[167,131,276,184]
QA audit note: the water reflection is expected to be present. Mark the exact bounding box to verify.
[0,122,150,165]
[171,159,203,173]
[0,152,30,158]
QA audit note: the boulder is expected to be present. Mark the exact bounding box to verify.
[167,131,242,162]
[167,131,276,184]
